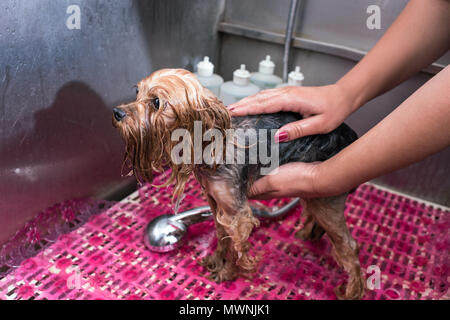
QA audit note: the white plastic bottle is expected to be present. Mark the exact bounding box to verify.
[250,55,283,89]
[276,66,304,88]
[194,56,224,96]
[220,64,260,106]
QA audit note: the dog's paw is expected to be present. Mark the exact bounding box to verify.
[295,228,311,240]
[295,223,325,241]
[208,267,238,283]
[198,255,224,273]
[334,276,365,300]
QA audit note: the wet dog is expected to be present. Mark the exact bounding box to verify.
[112,68,364,299]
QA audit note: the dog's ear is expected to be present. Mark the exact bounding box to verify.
[145,69,232,203]
[161,87,232,202]
[197,88,231,133]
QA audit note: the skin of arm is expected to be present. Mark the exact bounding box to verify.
[338,0,450,110]
[248,65,450,199]
[230,0,450,142]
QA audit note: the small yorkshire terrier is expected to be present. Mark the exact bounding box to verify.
[112,69,364,299]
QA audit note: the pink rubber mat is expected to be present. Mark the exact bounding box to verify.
[0,175,448,300]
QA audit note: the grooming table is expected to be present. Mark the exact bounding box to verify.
[0,175,448,300]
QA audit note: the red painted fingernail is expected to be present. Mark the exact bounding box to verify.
[275,131,288,143]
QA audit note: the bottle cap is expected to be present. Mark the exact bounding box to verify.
[233,64,251,86]
[197,56,214,77]
[288,66,304,85]
[259,55,275,75]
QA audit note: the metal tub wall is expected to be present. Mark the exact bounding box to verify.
[0,0,224,245]
[1,0,448,250]
[218,0,450,206]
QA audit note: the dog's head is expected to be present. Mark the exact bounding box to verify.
[112,68,230,198]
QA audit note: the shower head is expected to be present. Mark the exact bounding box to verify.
[143,198,300,253]
[144,206,212,252]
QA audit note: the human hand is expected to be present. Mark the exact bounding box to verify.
[229,84,357,142]
[247,161,336,200]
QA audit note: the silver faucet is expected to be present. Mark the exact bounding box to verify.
[144,198,300,252]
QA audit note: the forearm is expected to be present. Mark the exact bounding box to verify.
[317,65,450,196]
[337,0,450,111]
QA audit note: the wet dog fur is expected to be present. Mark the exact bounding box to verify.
[112,69,365,299]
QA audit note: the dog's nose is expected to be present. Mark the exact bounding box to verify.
[113,108,127,121]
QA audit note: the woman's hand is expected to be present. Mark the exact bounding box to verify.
[232,0,450,202]
[249,65,450,201]
[230,0,450,143]
[247,162,328,199]
[229,84,357,142]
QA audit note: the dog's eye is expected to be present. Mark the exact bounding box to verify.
[135,87,139,95]
[152,98,160,109]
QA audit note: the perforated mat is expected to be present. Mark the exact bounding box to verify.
[0,175,448,300]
